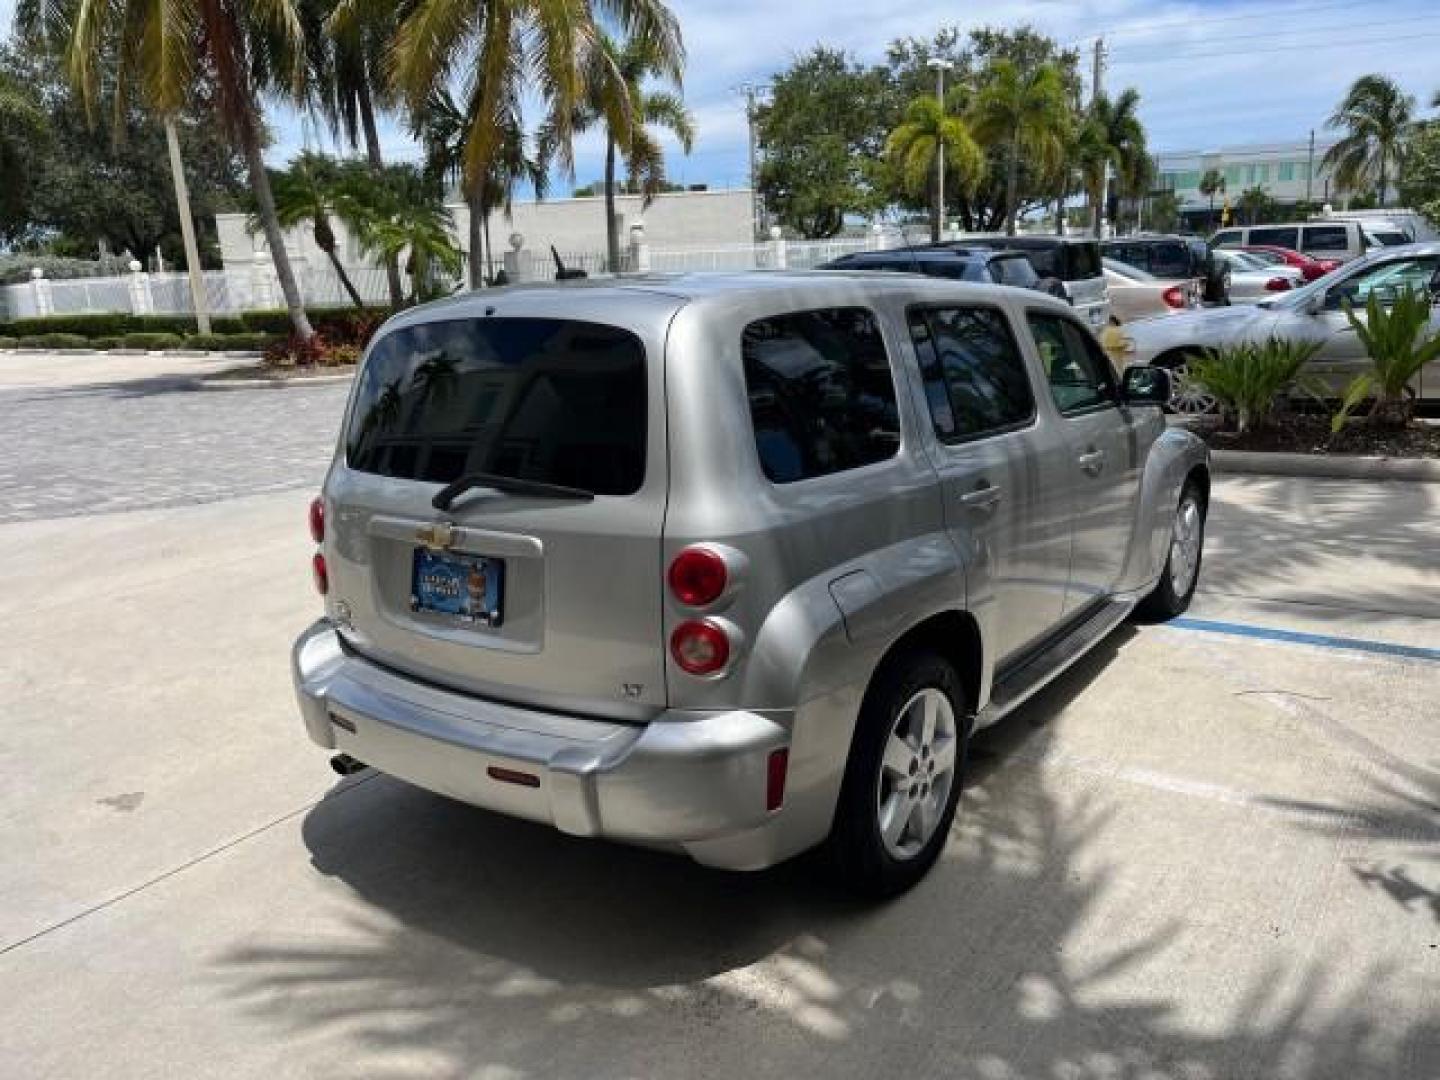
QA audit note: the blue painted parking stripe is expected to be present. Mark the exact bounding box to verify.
[1167,617,1440,662]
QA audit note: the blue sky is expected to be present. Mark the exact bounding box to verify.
[6,0,1438,193]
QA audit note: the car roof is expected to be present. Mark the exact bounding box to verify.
[380,270,1072,334]
[955,234,1099,248]
[835,249,985,263]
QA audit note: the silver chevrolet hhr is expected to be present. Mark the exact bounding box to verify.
[293,272,1209,895]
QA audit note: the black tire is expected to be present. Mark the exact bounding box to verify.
[1137,480,1206,620]
[828,650,970,898]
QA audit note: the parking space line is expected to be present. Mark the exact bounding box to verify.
[1167,617,1440,662]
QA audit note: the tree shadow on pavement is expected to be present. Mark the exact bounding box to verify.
[214,627,1439,1077]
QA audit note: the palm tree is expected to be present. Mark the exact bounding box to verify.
[262,153,368,309]
[572,32,695,272]
[1324,75,1416,207]
[1199,169,1226,233]
[46,0,316,339]
[384,0,683,221]
[411,86,546,288]
[1076,88,1148,237]
[969,60,1068,236]
[350,170,464,305]
[886,95,985,242]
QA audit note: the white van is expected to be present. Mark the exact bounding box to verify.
[1210,221,1369,263]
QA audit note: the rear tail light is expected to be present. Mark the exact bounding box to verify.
[668,547,727,607]
[312,552,329,595]
[309,497,325,543]
[1264,277,1293,292]
[766,748,789,812]
[670,619,730,675]
[1161,285,1186,309]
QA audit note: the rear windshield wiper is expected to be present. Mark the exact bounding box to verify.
[432,472,596,510]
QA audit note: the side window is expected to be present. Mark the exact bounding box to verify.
[1251,227,1299,250]
[742,308,900,484]
[1211,230,1243,248]
[908,305,1035,442]
[1150,242,1191,278]
[1302,226,1350,255]
[1026,312,1118,415]
[1326,257,1440,309]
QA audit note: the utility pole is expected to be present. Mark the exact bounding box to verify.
[927,58,954,244]
[736,83,765,240]
[1306,129,1315,208]
[164,117,211,335]
[1091,38,1108,238]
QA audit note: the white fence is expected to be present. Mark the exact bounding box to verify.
[1,232,904,320]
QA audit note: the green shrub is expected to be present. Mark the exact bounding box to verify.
[181,332,277,351]
[1344,288,1440,427]
[1189,338,1321,434]
[90,336,122,350]
[0,336,16,348]
[240,306,389,337]
[0,313,247,338]
[32,332,94,349]
[120,332,185,350]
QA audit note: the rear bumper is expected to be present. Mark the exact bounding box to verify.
[292,620,792,865]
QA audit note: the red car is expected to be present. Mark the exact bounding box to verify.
[1237,245,1340,282]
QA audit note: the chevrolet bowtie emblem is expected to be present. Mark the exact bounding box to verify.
[416,522,457,550]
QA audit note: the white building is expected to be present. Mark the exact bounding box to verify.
[215,187,755,280]
[1154,139,1353,226]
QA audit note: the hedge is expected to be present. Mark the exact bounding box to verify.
[120,332,185,350]
[0,336,16,348]
[184,332,277,351]
[17,332,92,349]
[0,305,388,340]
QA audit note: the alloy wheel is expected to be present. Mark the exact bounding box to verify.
[875,687,959,861]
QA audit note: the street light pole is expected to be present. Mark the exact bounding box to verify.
[927,58,954,244]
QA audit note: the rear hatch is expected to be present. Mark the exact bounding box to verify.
[324,290,680,720]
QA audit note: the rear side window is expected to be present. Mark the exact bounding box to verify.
[1251,227,1299,249]
[909,305,1035,441]
[346,318,647,496]
[742,308,900,483]
[1303,225,1350,254]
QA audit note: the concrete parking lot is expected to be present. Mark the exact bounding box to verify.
[1,353,1436,1079]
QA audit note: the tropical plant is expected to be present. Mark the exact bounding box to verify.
[1148,190,1182,234]
[384,0,682,221]
[0,68,47,236]
[1075,88,1148,237]
[1398,120,1440,229]
[1199,169,1226,233]
[348,170,464,305]
[886,94,984,242]
[1238,185,1276,226]
[24,0,318,339]
[260,153,368,309]
[968,60,1067,236]
[1189,339,1321,434]
[1323,74,1416,207]
[569,31,695,272]
[1343,288,1440,427]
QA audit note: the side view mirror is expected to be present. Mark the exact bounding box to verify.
[1121,365,1172,407]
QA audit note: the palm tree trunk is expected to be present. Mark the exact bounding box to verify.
[324,243,366,308]
[484,215,494,281]
[357,75,404,309]
[467,184,484,289]
[241,133,314,340]
[604,136,620,272]
[1005,132,1020,236]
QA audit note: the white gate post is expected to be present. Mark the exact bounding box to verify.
[504,233,526,284]
[769,226,787,270]
[30,268,53,317]
[250,252,276,309]
[127,261,154,315]
[628,222,650,275]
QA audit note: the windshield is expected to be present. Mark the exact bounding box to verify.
[1368,230,1410,247]
[1218,249,1268,271]
[346,317,648,497]
[1104,257,1155,282]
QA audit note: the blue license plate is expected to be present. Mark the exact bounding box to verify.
[411,549,505,627]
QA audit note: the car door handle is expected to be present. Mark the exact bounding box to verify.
[960,483,1002,510]
[1078,449,1106,475]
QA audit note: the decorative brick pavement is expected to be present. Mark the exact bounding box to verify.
[0,381,350,523]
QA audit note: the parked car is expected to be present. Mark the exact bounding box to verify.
[1102,235,1229,305]
[1119,242,1440,414]
[1236,244,1339,282]
[292,272,1208,895]
[1212,248,1305,302]
[819,248,1059,296]
[1210,221,1369,263]
[1103,257,1202,322]
[944,235,1112,330]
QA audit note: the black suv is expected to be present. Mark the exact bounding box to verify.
[820,248,1059,293]
[1102,235,1230,304]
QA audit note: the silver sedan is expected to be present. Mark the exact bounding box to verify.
[1118,242,1440,414]
[1213,248,1306,303]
